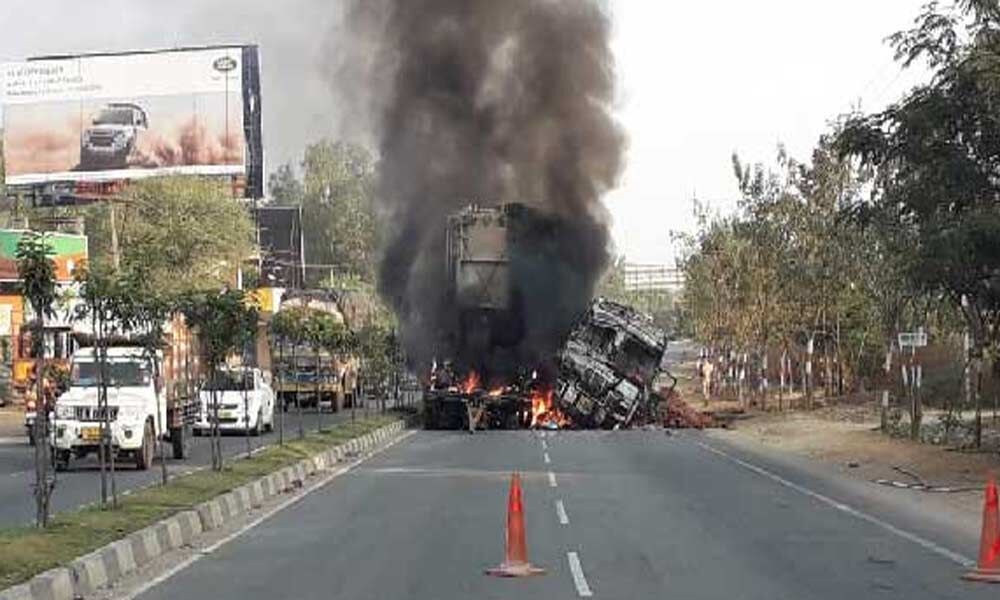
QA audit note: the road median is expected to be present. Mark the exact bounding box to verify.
[0,413,411,598]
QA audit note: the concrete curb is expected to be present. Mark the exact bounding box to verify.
[0,419,408,600]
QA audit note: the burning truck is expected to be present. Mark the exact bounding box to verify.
[553,298,667,429]
[423,204,668,430]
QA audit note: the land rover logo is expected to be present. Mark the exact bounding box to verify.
[213,56,237,72]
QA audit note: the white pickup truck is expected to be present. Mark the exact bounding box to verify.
[50,346,191,471]
[194,368,275,436]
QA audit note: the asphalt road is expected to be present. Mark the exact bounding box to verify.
[0,406,384,526]
[133,428,992,600]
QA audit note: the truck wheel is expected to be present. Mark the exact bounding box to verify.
[135,421,154,470]
[53,450,71,472]
[170,426,188,460]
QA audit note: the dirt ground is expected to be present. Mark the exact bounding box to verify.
[671,357,998,518]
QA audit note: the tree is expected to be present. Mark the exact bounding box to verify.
[114,176,255,295]
[303,309,345,432]
[268,141,377,283]
[113,268,178,484]
[180,290,258,470]
[73,261,126,507]
[270,307,308,440]
[17,233,58,527]
[837,0,1000,445]
[269,163,304,207]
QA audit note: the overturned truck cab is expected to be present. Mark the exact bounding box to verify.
[553,298,667,429]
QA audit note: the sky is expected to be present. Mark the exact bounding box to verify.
[606,1,930,265]
[0,1,930,265]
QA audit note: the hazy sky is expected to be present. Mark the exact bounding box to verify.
[0,1,930,265]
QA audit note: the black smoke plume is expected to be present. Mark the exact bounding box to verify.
[330,0,625,379]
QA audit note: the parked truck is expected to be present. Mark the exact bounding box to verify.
[270,290,366,411]
[49,315,203,470]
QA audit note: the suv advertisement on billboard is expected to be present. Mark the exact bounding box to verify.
[1,45,263,195]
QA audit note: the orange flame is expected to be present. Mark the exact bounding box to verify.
[529,389,570,428]
[461,371,481,394]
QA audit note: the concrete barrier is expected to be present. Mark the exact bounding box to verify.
[195,499,225,532]
[174,510,203,545]
[24,569,72,600]
[126,526,162,566]
[69,551,108,597]
[233,486,253,512]
[101,540,136,581]
[246,480,265,507]
[0,419,408,600]
[156,517,184,551]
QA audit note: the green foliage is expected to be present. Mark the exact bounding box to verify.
[679,134,922,388]
[356,323,400,393]
[116,176,255,295]
[16,232,58,327]
[268,163,304,207]
[837,0,1000,355]
[268,140,377,283]
[179,289,258,368]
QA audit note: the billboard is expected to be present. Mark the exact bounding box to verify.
[0,230,88,282]
[2,45,263,196]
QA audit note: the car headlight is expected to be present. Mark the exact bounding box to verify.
[55,404,75,420]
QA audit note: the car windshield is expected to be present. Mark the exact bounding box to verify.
[93,108,133,125]
[72,360,151,387]
[203,370,253,391]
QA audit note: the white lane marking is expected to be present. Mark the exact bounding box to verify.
[0,436,28,446]
[541,439,548,450]
[567,551,593,597]
[555,499,569,525]
[696,441,974,568]
[544,452,551,464]
[119,430,416,600]
[548,471,557,488]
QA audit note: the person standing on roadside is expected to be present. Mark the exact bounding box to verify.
[701,358,714,405]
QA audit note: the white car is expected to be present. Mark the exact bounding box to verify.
[194,368,275,436]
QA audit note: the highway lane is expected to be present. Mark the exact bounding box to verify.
[132,428,992,600]
[0,407,376,526]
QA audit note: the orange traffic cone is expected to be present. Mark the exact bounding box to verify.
[486,472,546,577]
[964,478,1000,583]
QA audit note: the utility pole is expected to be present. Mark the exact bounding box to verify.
[109,203,120,271]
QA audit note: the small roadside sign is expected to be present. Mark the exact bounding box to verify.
[898,331,928,348]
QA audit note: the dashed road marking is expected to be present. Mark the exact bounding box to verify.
[567,551,593,597]
[695,441,974,568]
[541,439,548,450]
[548,471,557,488]
[543,452,551,464]
[555,499,569,525]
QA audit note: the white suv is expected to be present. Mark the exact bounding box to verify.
[194,368,275,436]
[51,347,166,471]
[80,103,148,169]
